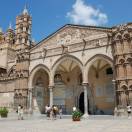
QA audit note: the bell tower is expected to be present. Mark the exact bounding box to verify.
[15,6,32,48]
[14,7,32,110]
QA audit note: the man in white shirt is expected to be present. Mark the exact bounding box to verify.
[127,105,131,119]
[17,105,21,120]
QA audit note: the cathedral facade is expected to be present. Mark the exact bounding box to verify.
[0,8,132,116]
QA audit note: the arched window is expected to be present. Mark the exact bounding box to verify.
[121,85,128,91]
[127,58,132,63]
[106,67,113,75]
[119,59,125,64]
[123,33,130,41]
[129,85,132,89]
[54,73,62,83]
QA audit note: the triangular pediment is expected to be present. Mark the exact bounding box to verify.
[31,24,111,53]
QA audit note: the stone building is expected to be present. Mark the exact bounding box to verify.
[0,8,131,116]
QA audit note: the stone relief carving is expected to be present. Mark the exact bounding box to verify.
[112,24,132,41]
[30,27,109,60]
[16,70,28,78]
[16,52,29,62]
[32,27,108,52]
[56,28,106,46]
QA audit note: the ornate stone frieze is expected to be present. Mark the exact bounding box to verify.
[16,51,30,62]
[16,70,29,78]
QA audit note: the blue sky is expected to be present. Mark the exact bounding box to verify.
[0,0,132,42]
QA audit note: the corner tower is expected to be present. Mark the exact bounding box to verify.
[112,24,132,109]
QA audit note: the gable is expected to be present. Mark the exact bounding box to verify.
[31,25,111,53]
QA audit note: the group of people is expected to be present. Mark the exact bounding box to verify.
[17,104,24,120]
[45,105,62,120]
[16,104,132,120]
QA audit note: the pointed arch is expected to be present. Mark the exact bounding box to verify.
[28,64,50,88]
[85,54,113,81]
[122,31,130,40]
[114,33,122,41]
[52,54,83,77]
[121,84,128,91]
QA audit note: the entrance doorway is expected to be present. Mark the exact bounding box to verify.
[79,92,84,113]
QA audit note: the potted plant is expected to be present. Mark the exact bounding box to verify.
[72,110,82,121]
[0,107,9,118]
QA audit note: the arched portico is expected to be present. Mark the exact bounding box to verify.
[85,54,115,115]
[28,64,50,113]
[50,55,85,114]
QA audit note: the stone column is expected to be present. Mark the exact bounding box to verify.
[112,80,117,106]
[28,87,33,114]
[49,86,54,107]
[82,83,89,118]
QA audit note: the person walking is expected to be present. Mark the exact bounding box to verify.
[59,106,63,119]
[114,107,118,117]
[17,104,21,120]
[53,105,58,119]
[50,106,53,120]
[127,104,131,119]
[20,106,24,120]
[45,105,51,118]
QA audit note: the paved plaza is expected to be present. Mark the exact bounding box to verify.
[0,113,132,132]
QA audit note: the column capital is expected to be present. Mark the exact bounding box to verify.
[82,82,89,86]
[28,87,33,92]
[112,79,116,83]
[48,85,54,89]
[28,87,34,91]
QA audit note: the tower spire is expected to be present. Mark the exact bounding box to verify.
[23,4,28,15]
[0,27,2,33]
[8,22,12,29]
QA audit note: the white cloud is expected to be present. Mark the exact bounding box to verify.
[67,0,108,26]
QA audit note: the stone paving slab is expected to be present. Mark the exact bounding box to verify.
[0,114,132,132]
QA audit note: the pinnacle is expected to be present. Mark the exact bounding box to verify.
[0,27,2,33]
[23,5,28,15]
[8,22,12,29]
